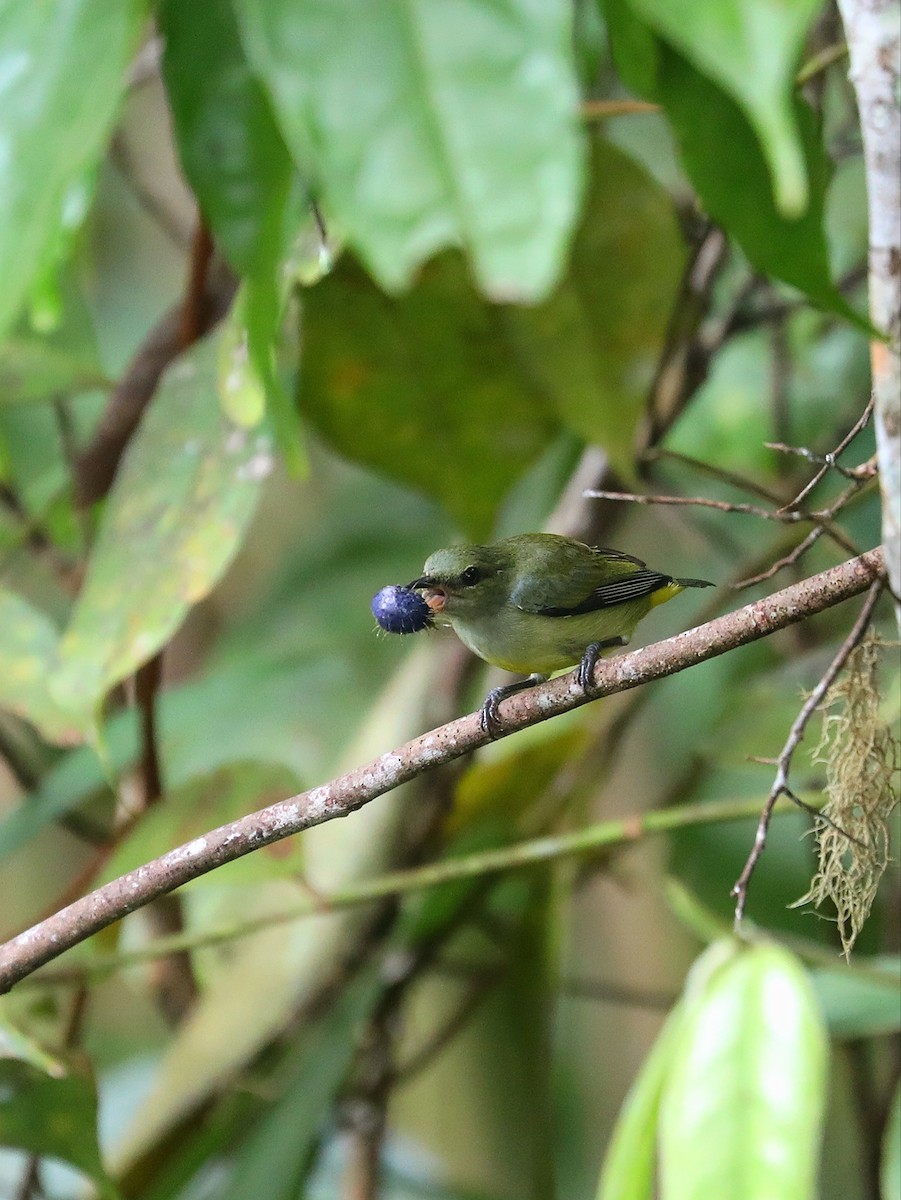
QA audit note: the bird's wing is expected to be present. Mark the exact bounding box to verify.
[508,542,674,617]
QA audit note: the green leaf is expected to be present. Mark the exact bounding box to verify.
[0,589,91,744]
[595,1003,687,1200]
[53,334,272,711]
[299,251,558,537]
[600,0,661,101]
[505,136,685,479]
[299,137,682,531]
[630,0,821,216]
[883,1081,901,1200]
[0,335,111,405]
[657,48,861,324]
[233,0,585,302]
[0,1013,120,1199]
[0,0,143,341]
[222,970,382,1200]
[659,939,828,1200]
[812,956,901,1039]
[160,0,292,282]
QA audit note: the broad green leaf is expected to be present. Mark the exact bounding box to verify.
[160,0,292,282]
[0,1013,119,1199]
[233,0,585,302]
[883,1082,901,1200]
[657,49,861,325]
[595,1003,687,1200]
[0,589,90,744]
[0,335,110,405]
[505,136,685,479]
[659,939,828,1200]
[53,334,272,710]
[0,0,143,341]
[300,137,682,532]
[630,0,821,216]
[299,251,558,537]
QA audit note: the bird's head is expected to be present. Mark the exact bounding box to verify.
[408,543,512,619]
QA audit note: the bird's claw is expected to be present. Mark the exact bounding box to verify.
[577,637,626,693]
[479,692,505,739]
[479,674,547,739]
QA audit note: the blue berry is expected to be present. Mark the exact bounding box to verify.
[371,585,434,634]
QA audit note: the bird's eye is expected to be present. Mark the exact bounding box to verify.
[460,565,482,586]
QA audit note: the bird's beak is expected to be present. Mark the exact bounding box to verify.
[407,575,447,613]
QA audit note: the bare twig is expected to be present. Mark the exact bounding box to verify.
[643,446,788,506]
[775,394,876,512]
[734,527,826,589]
[585,485,866,562]
[581,99,660,120]
[0,549,883,993]
[731,578,884,926]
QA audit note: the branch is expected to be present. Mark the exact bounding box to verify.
[838,0,901,621]
[0,549,883,993]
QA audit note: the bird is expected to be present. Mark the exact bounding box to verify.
[407,532,713,736]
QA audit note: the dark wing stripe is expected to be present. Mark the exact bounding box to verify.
[527,570,674,617]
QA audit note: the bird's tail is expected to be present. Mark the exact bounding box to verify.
[675,577,715,589]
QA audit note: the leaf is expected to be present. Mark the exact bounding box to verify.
[222,970,383,1200]
[0,0,143,341]
[595,1003,687,1200]
[160,0,292,282]
[233,0,585,302]
[0,335,111,405]
[630,0,822,216]
[657,48,862,325]
[0,589,90,744]
[505,136,685,478]
[811,956,901,1039]
[883,1081,901,1200]
[299,251,558,537]
[53,334,273,711]
[659,939,828,1200]
[299,137,682,532]
[0,1013,120,1199]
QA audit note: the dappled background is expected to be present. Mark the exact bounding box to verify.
[0,2,898,1199]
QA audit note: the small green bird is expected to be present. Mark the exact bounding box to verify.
[408,532,713,735]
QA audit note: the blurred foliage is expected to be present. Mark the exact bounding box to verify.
[0,2,898,1199]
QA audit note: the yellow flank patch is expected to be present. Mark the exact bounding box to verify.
[649,581,683,608]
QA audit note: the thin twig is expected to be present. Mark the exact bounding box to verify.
[0,549,883,993]
[563,977,678,1010]
[776,395,875,513]
[581,99,660,120]
[587,479,869,563]
[643,446,788,506]
[734,527,826,589]
[796,40,850,84]
[731,578,885,927]
[14,792,832,990]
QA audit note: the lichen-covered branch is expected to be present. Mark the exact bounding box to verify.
[0,549,884,993]
[838,0,901,620]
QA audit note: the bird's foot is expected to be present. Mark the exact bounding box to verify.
[576,638,627,693]
[479,674,547,739]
